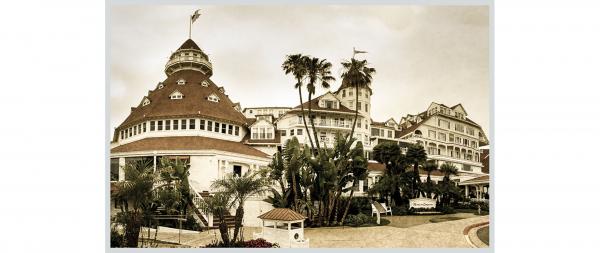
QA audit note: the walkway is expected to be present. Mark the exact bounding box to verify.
[148,215,490,248]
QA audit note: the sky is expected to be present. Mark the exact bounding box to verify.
[110,5,490,135]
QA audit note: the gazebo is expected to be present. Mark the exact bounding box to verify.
[253,208,310,248]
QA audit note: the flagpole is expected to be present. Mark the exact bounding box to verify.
[188,15,192,39]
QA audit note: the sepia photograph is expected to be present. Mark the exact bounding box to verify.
[109,3,491,249]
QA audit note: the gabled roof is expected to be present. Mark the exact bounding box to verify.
[111,136,269,158]
[257,208,306,221]
[291,92,355,114]
[116,70,247,130]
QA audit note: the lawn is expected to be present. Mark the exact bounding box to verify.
[476,226,489,245]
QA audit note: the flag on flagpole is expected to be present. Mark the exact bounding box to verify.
[353,47,368,54]
[191,9,201,23]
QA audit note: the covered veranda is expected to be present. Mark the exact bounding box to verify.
[459,175,489,202]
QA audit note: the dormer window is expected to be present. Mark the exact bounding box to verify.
[208,94,220,103]
[177,79,186,85]
[201,80,209,87]
[170,90,183,99]
[142,98,150,106]
[218,87,225,93]
[158,83,164,89]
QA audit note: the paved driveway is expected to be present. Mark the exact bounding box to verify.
[149,215,490,248]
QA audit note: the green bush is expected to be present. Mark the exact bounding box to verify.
[110,227,124,248]
[346,197,373,215]
[345,213,377,227]
[391,205,409,215]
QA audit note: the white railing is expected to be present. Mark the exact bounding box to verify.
[188,180,213,227]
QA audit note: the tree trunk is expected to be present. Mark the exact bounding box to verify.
[347,86,360,150]
[124,212,142,247]
[340,185,355,225]
[232,204,244,242]
[307,92,321,152]
[291,169,299,211]
[217,210,230,246]
[298,87,315,151]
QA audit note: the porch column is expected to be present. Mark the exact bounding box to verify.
[465,185,469,198]
[118,157,125,181]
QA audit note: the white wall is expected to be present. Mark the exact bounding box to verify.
[243,198,275,227]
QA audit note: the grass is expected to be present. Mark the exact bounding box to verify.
[476,226,489,245]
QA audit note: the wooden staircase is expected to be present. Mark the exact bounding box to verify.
[198,191,237,229]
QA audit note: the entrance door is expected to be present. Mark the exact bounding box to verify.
[233,165,242,177]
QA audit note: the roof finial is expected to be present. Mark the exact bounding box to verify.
[352,47,367,59]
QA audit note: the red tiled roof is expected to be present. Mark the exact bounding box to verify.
[116,70,248,132]
[110,136,269,158]
[257,208,306,221]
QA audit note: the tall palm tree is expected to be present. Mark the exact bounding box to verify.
[340,58,376,150]
[282,54,315,151]
[304,56,336,150]
[405,144,428,198]
[112,159,156,247]
[211,171,269,243]
[340,141,367,225]
[282,137,305,211]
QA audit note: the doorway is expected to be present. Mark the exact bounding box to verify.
[233,165,242,177]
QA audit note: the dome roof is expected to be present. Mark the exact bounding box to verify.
[116,70,247,130]
[165,39,213,77]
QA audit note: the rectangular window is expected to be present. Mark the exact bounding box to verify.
[260,128,266,139]
[207,121,212,131]
[357,102,362,110]
[252,128,258,139]
[165,120,171,130]
[110,158,119,181]
[358,120,361,128]
[439,133,447,141]
[150,121,155,131]
[158,121,163,131]
[388,130,392,138]
[297,116,302,124]
[235,126,239,136]
[189,119,195,129]
[133,126,137,135]
[428,130,436,139]
[281,130,287,136]
[182,119,187,130]
[297,129,303,135]
[449,133,454,142]
[267,128,273,139]
[173,119,179,130]
[120,130,123,139]
[464,139,469,146]
[365,103,369,112]
[467,127,475,136]
[349,90,353,96]
[342,90,346,97]
[200,120,205,130]
[455,124,464,132]
[290,129,295,136]
[221,123,226,134]
[371,128,379,136]
[228,125,233,135]
[214,122,220,132]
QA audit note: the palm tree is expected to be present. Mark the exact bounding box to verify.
[405,144,428,198]
[196,192,234,245]
[282,54,316,151]
[211,171,269,243]
[439,162,459,206]
[340,58,376,149]
[422,160,438,198]
[340,141,367,225]
[304,56,336,150]
[112,159,156,247]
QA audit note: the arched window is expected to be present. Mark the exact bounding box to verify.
[169,90,183,99]
[415,130,422,135]
[207,94,220,103]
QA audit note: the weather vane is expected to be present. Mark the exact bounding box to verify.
[353,47,367,59]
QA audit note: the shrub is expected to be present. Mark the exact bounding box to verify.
[110,227,124,248]
[204,239,279,248]
[391,205,409,215]
[345,213,377,227]
[346,197,373,215]
[437,206,456,214]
